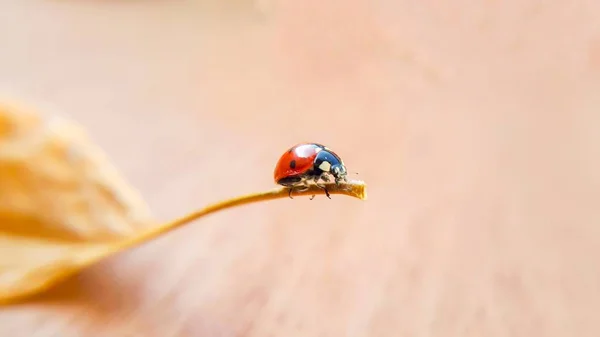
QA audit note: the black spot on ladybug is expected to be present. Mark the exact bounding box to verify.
[289,160,296,169]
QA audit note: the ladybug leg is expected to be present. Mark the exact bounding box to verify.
[308,176,319,200]
[312,184,331,199]
[335,175,347,185]
[307,186,317,200]
[319,185,331,199]
[292,178,315,200]
[313,175,331,199]
[295,186,310,193]
[290,180,310,199]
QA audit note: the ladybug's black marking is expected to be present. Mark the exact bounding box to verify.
[313,149,347,184]
[313,151,341,174]
[289,159,296,169]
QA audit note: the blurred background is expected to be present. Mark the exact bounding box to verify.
[1,0,600,336]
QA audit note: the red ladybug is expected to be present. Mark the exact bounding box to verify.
[274,143,348,199]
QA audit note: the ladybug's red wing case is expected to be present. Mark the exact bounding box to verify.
[273,143,322,184]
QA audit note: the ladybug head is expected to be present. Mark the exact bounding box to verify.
[331,163,347,184]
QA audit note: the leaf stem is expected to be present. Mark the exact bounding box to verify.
[119,179,367,251]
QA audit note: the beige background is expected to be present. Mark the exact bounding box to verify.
[1,0,600,336]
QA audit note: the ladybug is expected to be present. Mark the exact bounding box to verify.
[274,143,348,199]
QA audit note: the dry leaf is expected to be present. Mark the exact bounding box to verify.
[0,100,155,303]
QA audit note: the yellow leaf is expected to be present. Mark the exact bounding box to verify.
[0,100,367,305]
[0,100,155,303]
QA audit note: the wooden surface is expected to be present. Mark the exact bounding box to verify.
[1,1,600,336]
